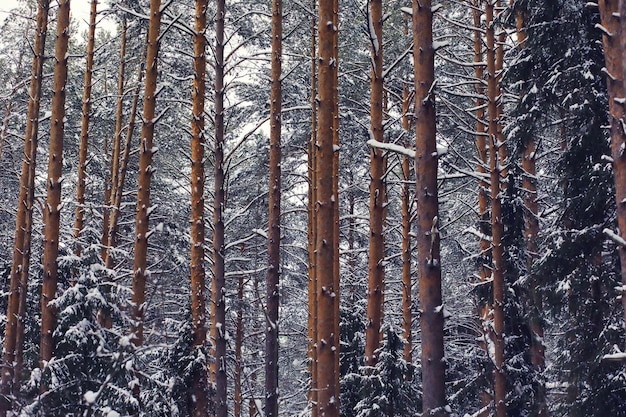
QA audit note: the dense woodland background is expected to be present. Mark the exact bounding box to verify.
[0,0,626,416]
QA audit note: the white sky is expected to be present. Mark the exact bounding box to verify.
[0,0,118,35]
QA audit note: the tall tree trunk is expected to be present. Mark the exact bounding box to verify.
[131,0,162,348]
[598,0,626,337]
[40,0,71,379]
[190,0,208,414]
[365,0,385,368]
[315,0,339,416]
[486,0,506,415]
[331,0,341,406]
[513,6,547,416]
[265,0,282,416]
[307,1,318,412]
[412,0,447,414]
[73,0,98,256]
[106,38,148,269]
[102,18,127,263]
[234,273,244,417]
[401,83,413,365]
[401,14,413,367]
[211,0,228,415]
[472,3,492,415]
[0,0,50,412]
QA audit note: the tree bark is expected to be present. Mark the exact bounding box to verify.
[315,0,340,416]
[190,0,208,415]
[365,0,385,368]
[331,0,341,406]
[73,0,98,256]
[265,0,282,416]
[234,273,244,417]
[472,3,492,415]
[513,6,547,416]
[40,0,71,377]
[102,18,127,263]
[412,0,447,414]
[401,14,413,367]
[131,0,162,348]
[211,0,228,415]
[307,2,318,412]
[0,0,49,411]
[106,38,147,270]
[486,0,506,415]
[599,0,626,341]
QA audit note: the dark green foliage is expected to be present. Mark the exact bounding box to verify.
[22,247,135,416]
[508,0,626,414]
[340,298,366,416]
[140,320,213,417]
[354,326,420,417]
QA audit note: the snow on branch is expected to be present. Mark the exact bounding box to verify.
[367,6,380,57]
[603,228,626,247]
[367,138,415,158]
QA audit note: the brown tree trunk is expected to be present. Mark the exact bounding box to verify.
[401,15,413,367]
[472,3,492,415]
[106,38,147,269]
[365,0,385,368]
[331,0,341,406]
[412,0,447,414]
[486,0,506,415]
[234,273,244,417]
[73,0,98,256]
[102,18,127,263]
[131,0,162,348]
[315,0,339,416]
[401,150,412,364]
[40,0,71,377]
[190,0,208,414]
[0,0,50,411]
[211,0,228,415]
[265,0,282,416]
[307,2,318,412]
[599,0,626,339]
[513,7,547,416]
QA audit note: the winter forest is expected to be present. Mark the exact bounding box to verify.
[1,0,626,415]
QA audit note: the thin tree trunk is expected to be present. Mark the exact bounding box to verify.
[331,0,341,406]
[265,0,282,415]
[401,80,413,365]
[412,0,447,414]
[190,0,208,414]
[307,2,318,412]
[598,0,626,340]
[131,0,162,348]
[401,14,413,367]
[74,0,97,256]
[472,3,492,415]
[106,39,147,269]
[495,0,508,182]
[365,0,385,368]
[315,0,339,416]
[234,273,244,417]
[211,0,228,415]
[513,6,547,416]
[102,18,127,263]
[486,0,506,415]
[0,102,13,168]
[0,0,50,412]
[40,0,71,378]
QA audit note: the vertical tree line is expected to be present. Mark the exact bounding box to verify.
[1,0,626,416]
